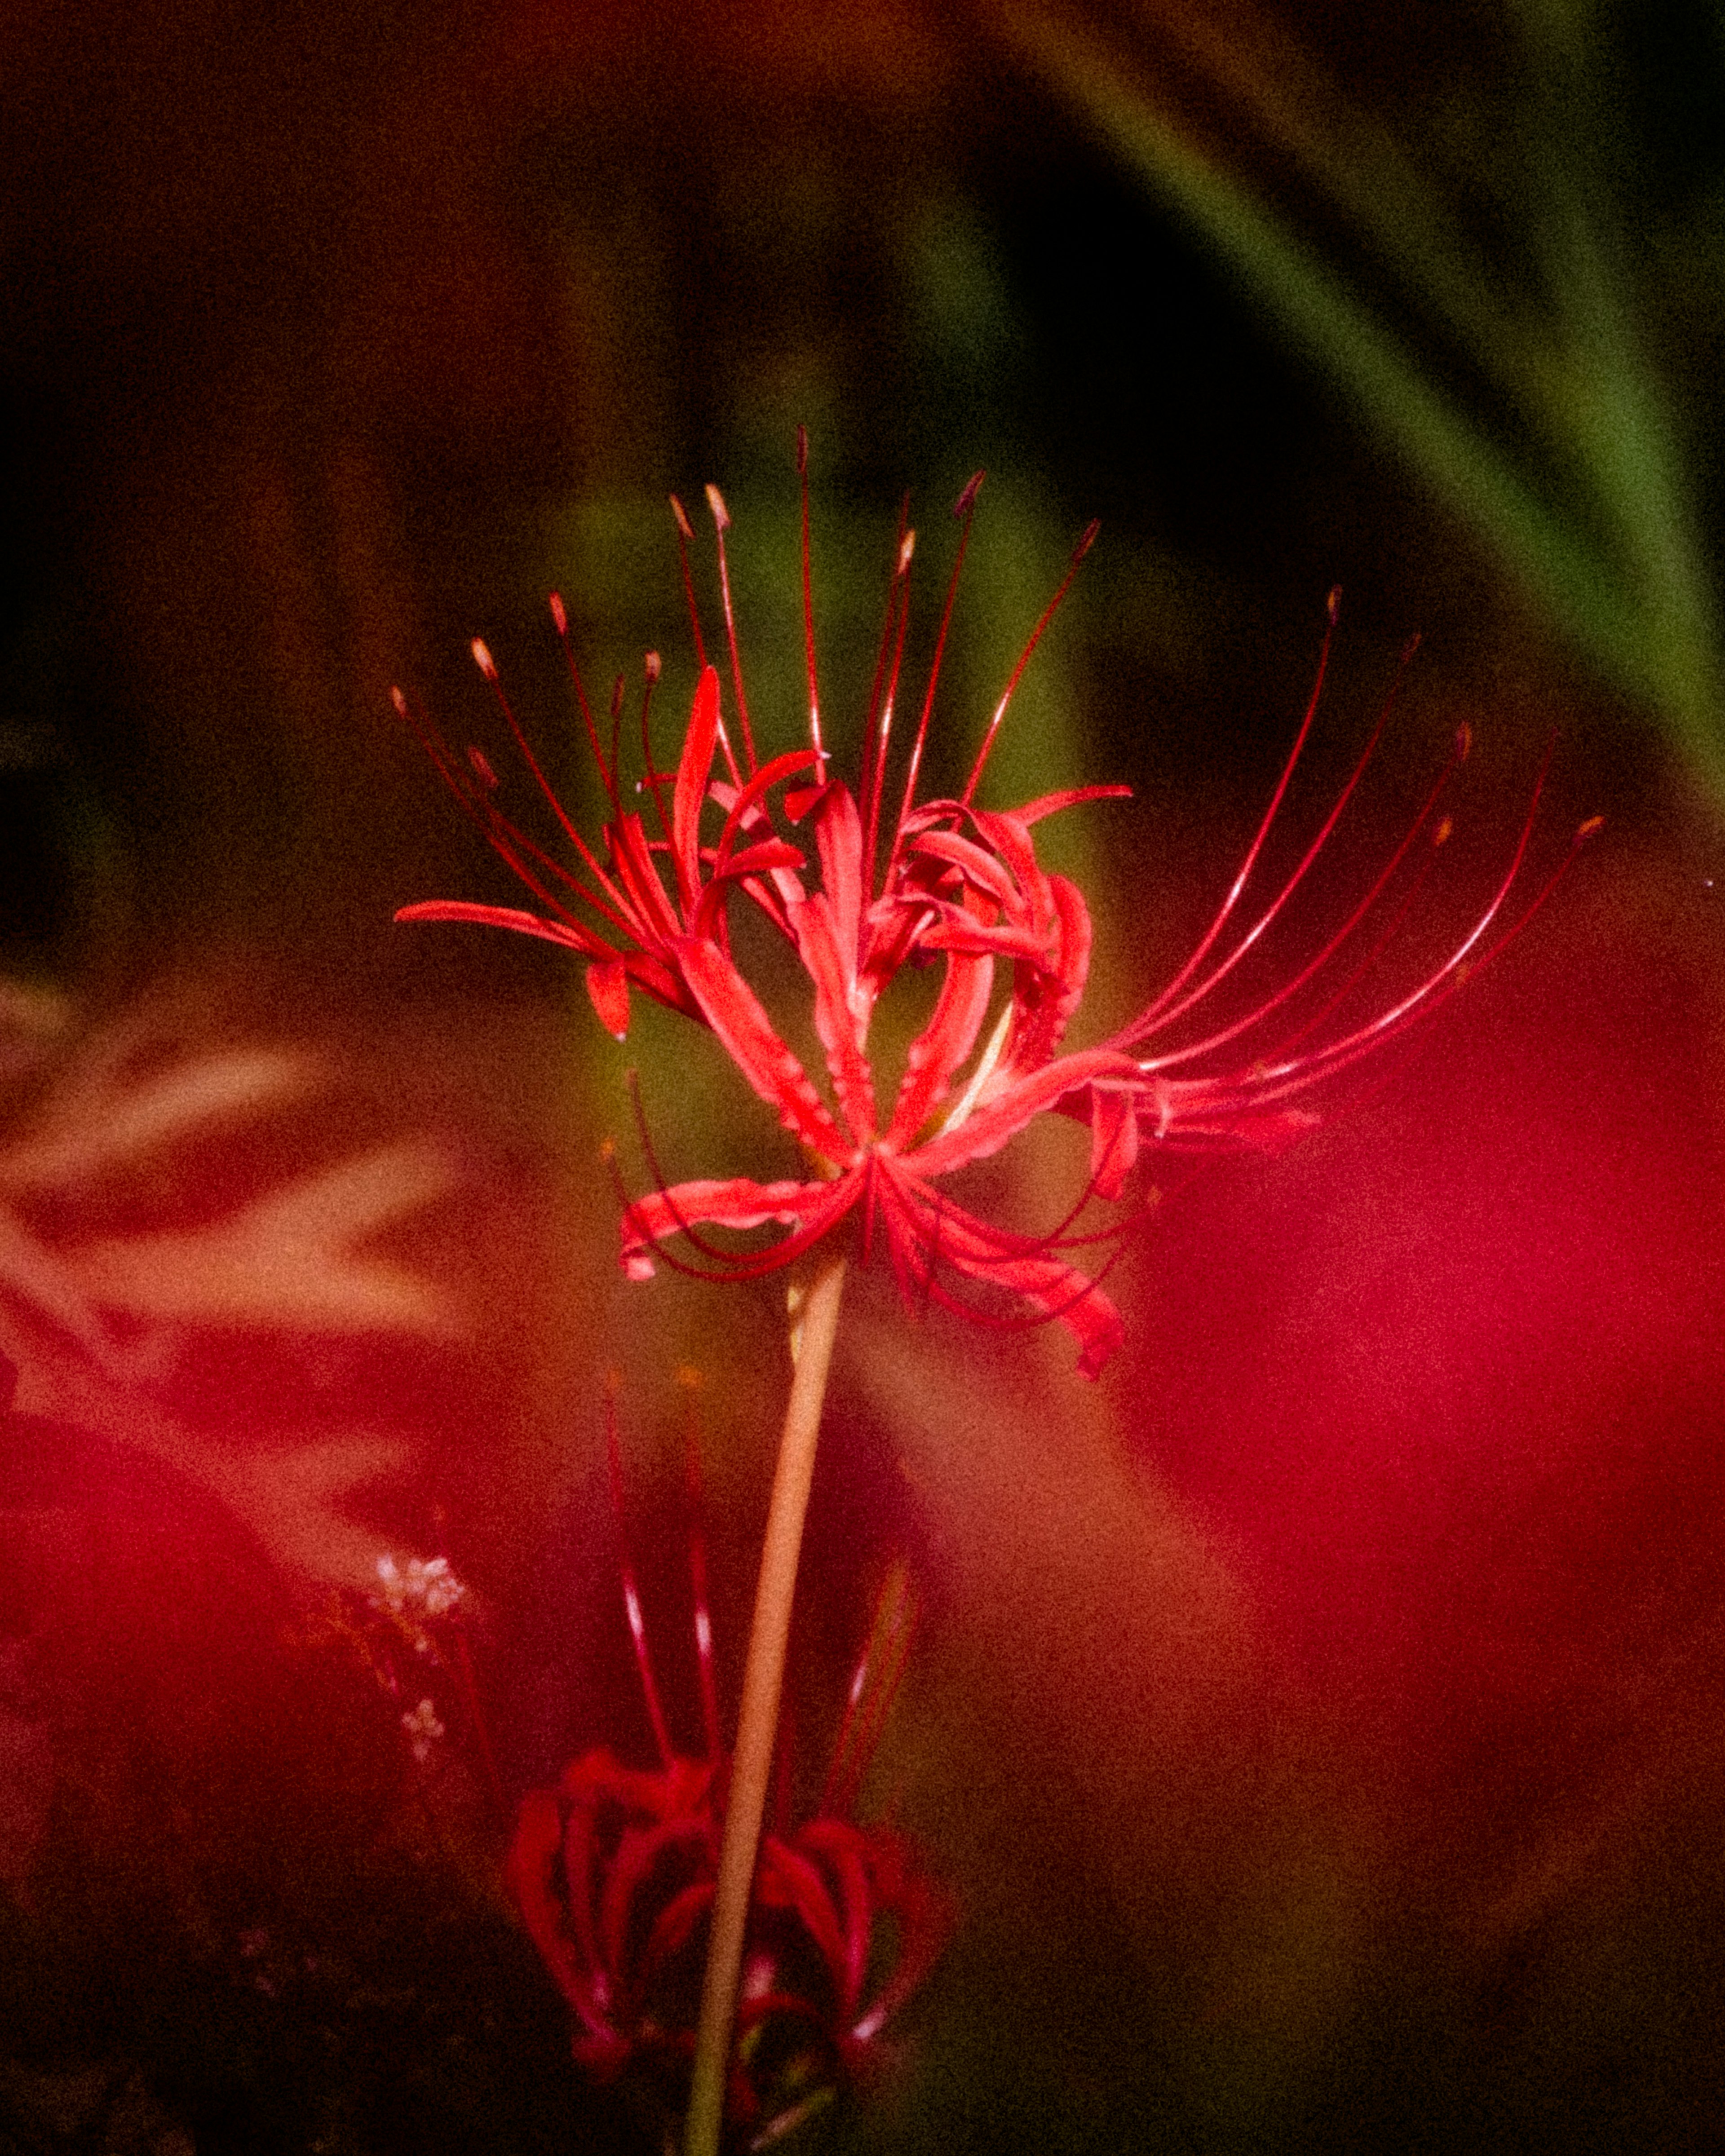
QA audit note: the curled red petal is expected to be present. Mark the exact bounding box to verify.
[907,1043,1141,1180]
[394,899,607,957]
[903,827,1022,915]
[884,949,994,1149]
[586,959,631,1038]
[992,869,1093,1081]
[607,810,684,945]
[714,747,821,867]
[601,1812,713,1999]
[1012,783,1134,824]
[788,892,878,1142]
[875,1161,1126,1375]
[912,910,1049,963]
[845,1845,955,2054]
[674,936,852,1162]
[506,1788,616,2050]
[757,1832,850,1996]
[786,1820,874,2016]
[812,780,867,967]
[672,665,722,913]
[619,1171,860,1278]
[1086,1085,1139,1200]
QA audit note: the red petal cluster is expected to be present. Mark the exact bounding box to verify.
[507,1751,948,2139]
[397,452,1595,1376]
[505,1401,949,2145]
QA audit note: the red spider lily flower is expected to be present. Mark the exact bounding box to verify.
[506,1391,949,2147]
[396,437,1597,1377]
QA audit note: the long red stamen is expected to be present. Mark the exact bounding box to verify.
[548,592,619,814]
[608,672,627,802]
[1123,633,1433,1058]
[1127,588,1344,1036]
[864,526,916,899]
[1243,790,1460,1071]
[821,1561,916,1819]
[707,483,758,777]
[636,650,679,847]
[624,1074,771,1269]
[893,471,984,849]
[606,1373,676,1772]
[466,643,646,933]
[392,683,641,945]
[618,1075,859,1282]
[797,426,826,782]
[1211,742,1579,1104]
[670,493,708,670]
[902,1186,1133,1341]
[680,1368,724,1767]
[961,517,1100,807]
[672,494,743,792]
[859,497,911,852]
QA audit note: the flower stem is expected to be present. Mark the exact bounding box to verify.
[683,1247,848,2156]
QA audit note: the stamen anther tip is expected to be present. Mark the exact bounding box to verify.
[1072,518,1101,563]
[471,637,497,680]
[705,482,731,531]
[669,494,694,540]
[953,470,986,520]
[548,592,568,635]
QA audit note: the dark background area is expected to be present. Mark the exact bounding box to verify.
[8,0,1674,977]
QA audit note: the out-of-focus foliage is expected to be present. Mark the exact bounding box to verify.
[997,0,1725,806]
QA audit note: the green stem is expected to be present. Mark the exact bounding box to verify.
[683,1247,849,2156]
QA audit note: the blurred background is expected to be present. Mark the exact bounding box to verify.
[3,1,1725,2149]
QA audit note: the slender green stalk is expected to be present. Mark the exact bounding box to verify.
[683,1248,849,2156]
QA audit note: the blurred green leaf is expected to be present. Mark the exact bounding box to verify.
[999,0,1725,804]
